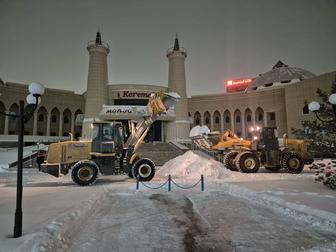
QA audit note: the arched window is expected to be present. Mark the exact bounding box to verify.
[225,116,230,123]
[195,118,200,125]
[258,114,263,121]
[51,115,57,123]
[205,117,210,124]
[247,114,251,122]
[64,116,69,124]
[215,116,219,124]
[236,116,241,123]
[38,114,44,122]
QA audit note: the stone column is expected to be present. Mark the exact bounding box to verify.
[46,111,51,136]
[220,113,224,133]
[230,113,234,132]
[71,112,75,135]
[263,111,267,127]
[33,111,38,135]
[252,109,256,126]
[210,113,213,131]
[241,112,245,138]
[4,110,9,135]
[59,113,63,136]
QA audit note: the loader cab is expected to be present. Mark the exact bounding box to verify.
[91,122,124,155]
[259,127,281,168]
[260,127,279,150]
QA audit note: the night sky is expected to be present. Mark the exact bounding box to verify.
[0,0,335,96]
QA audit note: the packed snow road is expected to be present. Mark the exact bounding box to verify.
[1,150,336,251]
[68,188,336,252]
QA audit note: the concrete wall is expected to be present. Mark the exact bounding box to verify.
[0,82,84,138]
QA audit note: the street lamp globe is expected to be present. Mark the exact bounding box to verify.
[329,93,336,105]
[26,94,41,105]
[308,101,320,112]
[28,82,45,96]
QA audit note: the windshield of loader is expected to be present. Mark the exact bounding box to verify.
[102,124,114,140]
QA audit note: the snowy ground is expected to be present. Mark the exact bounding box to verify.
[0,151,336,251]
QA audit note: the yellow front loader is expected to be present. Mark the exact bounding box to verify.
[190,126,313,174]
[41,92,180,186]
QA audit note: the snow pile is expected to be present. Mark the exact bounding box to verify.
[155,151,231,180]
[311,159,336,190]
[189,125,210,137]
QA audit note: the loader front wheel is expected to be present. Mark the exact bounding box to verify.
[282,152,304,174]
[235,152,260,173]
[223,151,239,171]
[132,158,155,182]
[128,156,140,178]
[71,160,98,186]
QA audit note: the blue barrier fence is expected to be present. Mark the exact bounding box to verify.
[136,175,204,192]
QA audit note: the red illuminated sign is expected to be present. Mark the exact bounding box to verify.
[226,78,253,93]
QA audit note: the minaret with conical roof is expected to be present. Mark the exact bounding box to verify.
[165,35,190,141]
[82,30,110,138]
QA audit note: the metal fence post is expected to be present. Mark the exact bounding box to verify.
[168,175,172,192]
[136,175,140,191]
[201,175,205,192]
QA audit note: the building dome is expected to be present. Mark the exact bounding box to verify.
[246,61,316,91]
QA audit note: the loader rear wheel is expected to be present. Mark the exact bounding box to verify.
[235,152,260,173]
[223,151,239,171]
[282,152,304,174]
[132,158,155,182]
[71,160,98,186]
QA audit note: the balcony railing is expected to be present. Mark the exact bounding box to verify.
[87,40,110,49]
[166,46,187,56]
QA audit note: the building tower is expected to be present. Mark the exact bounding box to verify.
[165,35,190,141]
[82,30,110,138]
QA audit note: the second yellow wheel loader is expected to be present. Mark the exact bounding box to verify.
[190,126,313,174]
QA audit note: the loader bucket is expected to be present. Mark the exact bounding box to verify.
[162,92,181,111]
[147,92,181,115]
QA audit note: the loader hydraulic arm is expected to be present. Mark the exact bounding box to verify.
[124,92,180,152]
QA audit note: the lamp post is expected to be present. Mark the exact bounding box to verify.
[308,93,336,123]
[0,82,44,238]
